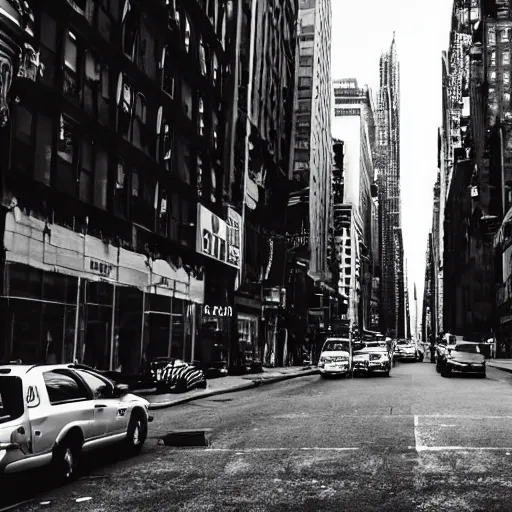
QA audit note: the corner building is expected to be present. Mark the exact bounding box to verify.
[0,0,239,371]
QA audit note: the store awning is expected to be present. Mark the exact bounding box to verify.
[494,206,512,248]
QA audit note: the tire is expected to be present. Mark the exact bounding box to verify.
[441,365,451,378]
[384,370,390,377]
[125,411,148,455]
[52,433,82,484]
[436,362,441,373]
[320,373,327,379]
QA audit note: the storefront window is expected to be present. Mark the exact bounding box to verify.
[238,315,258,363]
[171,298,186,359]
[145,294,172,361]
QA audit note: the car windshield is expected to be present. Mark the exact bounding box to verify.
[0,376,24,424]
[455,344,480,354]
[323,341,350,352]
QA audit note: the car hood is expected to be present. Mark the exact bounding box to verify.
[353,352,370,360]
[320,351,350,359]
[449,352,485,363]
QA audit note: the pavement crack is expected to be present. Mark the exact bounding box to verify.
[390,406,393,415]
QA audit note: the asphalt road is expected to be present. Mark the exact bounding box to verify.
[5,360,512,512]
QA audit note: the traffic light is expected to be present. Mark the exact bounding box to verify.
[333,142,344,170]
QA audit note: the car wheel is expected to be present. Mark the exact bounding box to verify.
[320,373,327,379]
[52,433,82,483]
[441,366,451,378]
[384,370,390,377]
[125,411,148,455]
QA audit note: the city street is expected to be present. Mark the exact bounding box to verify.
[5,361,512,512]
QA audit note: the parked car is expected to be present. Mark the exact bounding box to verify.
[318,338,352,377]
[149,358,207,393]
[0,363,153,483]
[436,342,486,378]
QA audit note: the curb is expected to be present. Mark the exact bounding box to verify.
[148,369,319,410]
[487,364,512,375]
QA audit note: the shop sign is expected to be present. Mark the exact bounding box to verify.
[203,305,233,316]
[87,257,114,278]
[196,204,238,268]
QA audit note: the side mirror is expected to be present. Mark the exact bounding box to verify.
[113,383,130,397]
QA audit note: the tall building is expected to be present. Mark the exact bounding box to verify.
[422,234,434,343]
[375,34,402,337]
[331,78,376,332]
[0,0,242,368]
[292,0,332,282]
[442,0,503,344]
[393,227,406,338]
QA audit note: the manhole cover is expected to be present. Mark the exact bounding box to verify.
[158,429,213,448]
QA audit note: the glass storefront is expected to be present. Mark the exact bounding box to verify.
[238,314,259,363]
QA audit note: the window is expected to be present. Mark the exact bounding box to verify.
[184,15,191,53]
[122,0,139,60]
[199,38,208,75]
[176,139,192,184]
[197,155,203,198]
[157,186,168,236]
[211,112,218,151]
[0,377,24,424]
[56,116,78,196]
[211,166,217,203]
[131,169,156,229]
[43,370,89,404]
[182,81,193,119]
[12,105,34,175]
[93,0,113,41]
[161,47,175,97]
[212,53,219,87]
[114,160,128,218]
[132,93,147,149]
[79,140,93,203]
[198,97,205,136]
[39,13,57,88]
[63,31,79,101]
[503,51,510,66]
[75,370,112,399]
[298,77,312,89]
[34,114,53,186]
[299,55,313,67]
[84,51,110,124]
[117,74,133,137]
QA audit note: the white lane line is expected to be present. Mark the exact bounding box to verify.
[413,446,512,452]
[417,415,512,419]
[174,447,360,453]
[413,415,423,453]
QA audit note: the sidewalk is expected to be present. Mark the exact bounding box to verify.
[144,366,319,410]
[487,359,512,374]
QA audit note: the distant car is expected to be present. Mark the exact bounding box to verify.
[150,358,207,393]
[394,340,417,361]
[318,338,351,377]
[0,363,152,483]
[352,351,370,376]
[437,342,486,378]
[360,347,392,376]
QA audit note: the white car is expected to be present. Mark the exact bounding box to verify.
[394,340,417,361]
[318,338,351,377]
[0,363,153,483]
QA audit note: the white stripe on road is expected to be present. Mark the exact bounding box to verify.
[173,447,360,453]
[411,446,512,452]
[413,415,422,452]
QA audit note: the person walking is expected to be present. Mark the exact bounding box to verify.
[430,340,436,363]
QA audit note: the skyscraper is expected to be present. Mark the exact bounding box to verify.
[375,34,402,337]
[292,0,332,281]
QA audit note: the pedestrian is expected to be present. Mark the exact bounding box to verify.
[430,340,436,363]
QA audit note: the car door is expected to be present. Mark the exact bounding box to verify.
[30,370,96,455]
[73,370,120,438]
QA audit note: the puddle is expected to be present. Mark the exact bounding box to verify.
[158,429,212,447]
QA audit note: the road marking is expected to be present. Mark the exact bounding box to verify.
[412,446,512,452]
[413,415,422,452]
[439,424,457,427]
[166,447,360,453]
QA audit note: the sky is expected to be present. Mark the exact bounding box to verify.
[331,0,453,333]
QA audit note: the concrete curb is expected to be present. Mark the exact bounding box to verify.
[148,368,319,410]
[487,363,512,375]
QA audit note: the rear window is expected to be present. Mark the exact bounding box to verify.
[323,341,350,352]
[0,377,24,424]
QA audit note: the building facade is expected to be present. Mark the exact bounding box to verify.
[292,0,332,282]
[375,34,401,337]
[0,0,269,371]
[331,78,375,332]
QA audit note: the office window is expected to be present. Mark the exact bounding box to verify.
[63,31,79,101]
[211,166,217,203]
[80,140,94,204]
[157,116,173,170]
[299,55,313,67]
[77,141,108,209]
[56,116,78,196]
[182,81,193,119]
[114,160,127,218]
[117,74,133,138]
[211,112,218,151]
[84,52,110,125]
[176,139,192,185]
[34,114,53,186]
[197,156,203,198]
[93,0,113,41]
[161,47,175,97]
[12,105,34,175]
[130,169,155,229]
[184,15,191,53]
[38,13,57,88]
[198,97,205,136]
[122,0,139,60]
[212,53,219,88]
[132,93,147,150]
[199,38,208,76]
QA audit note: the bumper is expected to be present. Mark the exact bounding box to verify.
[319,365,349,375]
[447,363,485,374]
[369,363,391,372]
[396,353,416,360]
